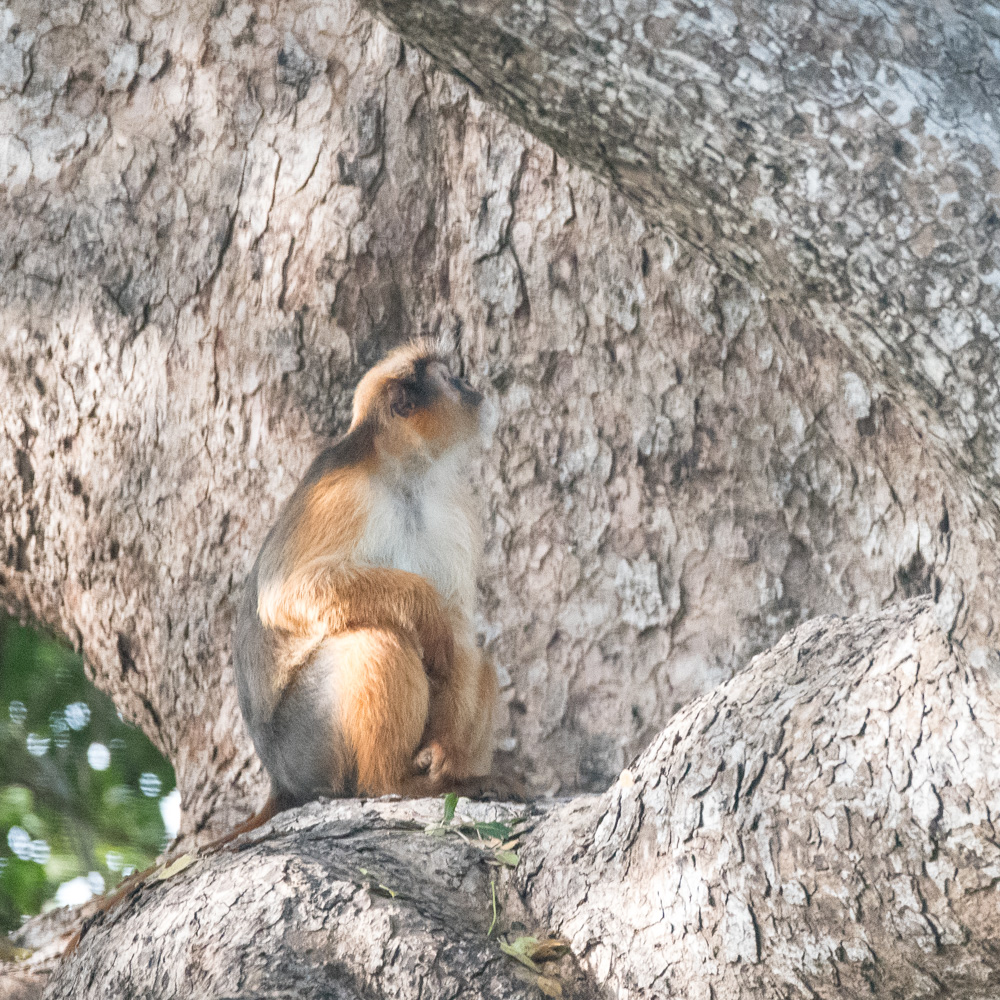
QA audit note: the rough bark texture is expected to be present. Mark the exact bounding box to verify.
[360,0,1000,517]
[27,600,1000,999]
[3,0,999,850]
[44,799,553,1000]
[524,598,1000,999]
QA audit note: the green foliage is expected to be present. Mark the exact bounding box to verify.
[0,616,175,933]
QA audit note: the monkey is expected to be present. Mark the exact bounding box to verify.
[233,339,499,810]
[61,343,499,956]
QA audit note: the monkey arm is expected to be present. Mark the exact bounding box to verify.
[258,562,455,682]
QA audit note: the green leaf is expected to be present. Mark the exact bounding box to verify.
[472,821,512,841]
[494,850,520,867]
[0,614,177,933]
[500,936,541,973]
[442,792,458,824]
[0,786,32,825]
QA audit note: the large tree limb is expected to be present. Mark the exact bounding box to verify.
[8,0,1000,845]
[2,0,999,993]
[359,0,1000,506]
[23,599,1000,999]
[3,1,999,990]
[524,597,1000,998]
[42,799,557,1000]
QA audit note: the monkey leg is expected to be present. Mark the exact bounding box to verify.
[262,645,357,804]
[330,628,433,797]
[415,645,498,786]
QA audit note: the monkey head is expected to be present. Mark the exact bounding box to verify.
[349,340,485,459]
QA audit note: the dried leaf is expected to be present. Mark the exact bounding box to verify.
[537,974,563,997]
[528,938,570,962]
[156,854,196,881]
[488,878,498,936]
[359,868,397,897]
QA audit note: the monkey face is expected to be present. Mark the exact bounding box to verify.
[350,341,487,460]
[438,365,483,411]
[432,362,483,421]
[393,361,483,455]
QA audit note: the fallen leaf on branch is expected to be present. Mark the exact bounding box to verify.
[527,938,570,962]
[155,855,195,881]
[500,937,541,973]
[536,974,563,997]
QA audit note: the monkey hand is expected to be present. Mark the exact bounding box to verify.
[412,747,528,801]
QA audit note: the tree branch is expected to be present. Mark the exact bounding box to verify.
[27,598,1000,999]
[360,0,1000,506]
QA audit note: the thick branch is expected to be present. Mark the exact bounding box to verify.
[521,597,1000,998]
[360,0,1000,504]
[41,799,562,1000]
[29,598,1000,999]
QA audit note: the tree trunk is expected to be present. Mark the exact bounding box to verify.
[2,0,998,839]
[2,0,999,992]
[359,0,1000,518]
[28,600,1000,999]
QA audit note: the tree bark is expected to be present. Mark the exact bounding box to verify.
[25,599,1000,999]
[522,598,1000,999]
[3,0,1000,993]
[3,0,999,845]
[359,0,1000,516]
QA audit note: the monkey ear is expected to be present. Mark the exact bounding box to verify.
[388,381,416,419]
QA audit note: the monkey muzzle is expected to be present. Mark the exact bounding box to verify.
[457,380,483,410]
[477,394,498,441]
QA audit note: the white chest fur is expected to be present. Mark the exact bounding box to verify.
[355,450,480,617]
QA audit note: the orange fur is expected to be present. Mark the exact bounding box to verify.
[417,642,498,786]
[262,564,456,687]
[330,629,430,795]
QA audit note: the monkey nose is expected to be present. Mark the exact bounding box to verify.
[458,381,483,408]
[478,396,499,439]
